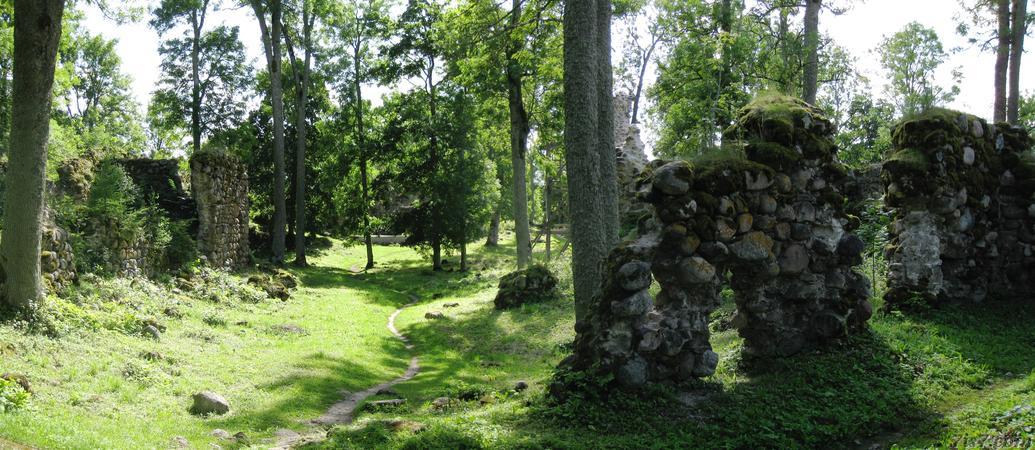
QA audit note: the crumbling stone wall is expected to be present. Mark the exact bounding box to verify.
[615,94,650,230]
[113,159,196,221]
[190,152,250,269]
[882,109,1035,305]
[558,96,871,389]
[41,211,76,291]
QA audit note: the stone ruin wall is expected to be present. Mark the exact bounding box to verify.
[882,109,1035,305]
[190,152,250,269]
[113,159,197,221]
[559,96,872,389]
[615,94,650,230]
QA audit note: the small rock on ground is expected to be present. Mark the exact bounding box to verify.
[190,391,230,415]
[425,311,444,319]
[443,302,460,308]
[513,380,529,392]
[431,397,450,409]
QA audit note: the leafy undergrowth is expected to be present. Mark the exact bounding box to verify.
[0,241,412,449]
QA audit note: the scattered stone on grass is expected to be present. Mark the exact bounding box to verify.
[443,302,460,308]
[143,324,161,341]
[425,311,445,320]
[431,397,451,410]
[190,391,230,416]
[211,429,231,439]
[172,436,190,448]
[513,381,529,392]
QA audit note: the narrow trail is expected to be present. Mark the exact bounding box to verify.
[273,292,421,449]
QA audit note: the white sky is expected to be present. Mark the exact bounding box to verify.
[83,0,1032,135]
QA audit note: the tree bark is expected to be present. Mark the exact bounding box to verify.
[596,0,618,248]
[485,208,500,246]
[544,174,551,261]
[994,0,1011,122]
[1007,0,1027,124]
[251,0,288,264]
[355,27,375,270]
[507,0,532,270]
[1,0,65,316]
[564,0,616,323]
[427,58,442,271]
[802,0,821,104]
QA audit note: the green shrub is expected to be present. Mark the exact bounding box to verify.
[0,377,30,413]
[163,219,198,271]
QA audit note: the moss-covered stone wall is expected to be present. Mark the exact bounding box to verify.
[557,96,871,390]
[882,109,1035,305]
[190,152,250,269]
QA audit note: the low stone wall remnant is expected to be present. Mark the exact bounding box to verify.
[556,95,872,390]
[881,109,1035,305]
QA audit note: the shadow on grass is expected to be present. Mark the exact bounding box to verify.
[205,340,414,434]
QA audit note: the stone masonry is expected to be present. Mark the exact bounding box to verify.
[557,96,872,389]
[882,108,1035,305]
[190,152,250,269]
[615,94,651,231]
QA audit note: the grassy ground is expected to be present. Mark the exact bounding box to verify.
[2,236,1034,449]
[0,241,413,448]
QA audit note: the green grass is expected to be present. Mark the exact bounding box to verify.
[3,235,1035,449]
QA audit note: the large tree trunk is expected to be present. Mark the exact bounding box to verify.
[252,0,288,264]
[1007,0,1027,124]
[994,0,1011,122]
[1,0,65,315]
[564,0,616,323]
[802,0,821,104]
[485,208,500,246]
[507,0,532,270]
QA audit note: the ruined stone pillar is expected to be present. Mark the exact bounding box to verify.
[190,153,250,269]
[556,95,871,391]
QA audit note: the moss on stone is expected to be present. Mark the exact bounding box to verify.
[745,140,802,171]
[883,148,929,175]
[724,94,835,159]
[689,152,775,194]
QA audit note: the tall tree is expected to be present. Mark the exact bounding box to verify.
[564,0,617,322]
[995,0,1010,121]
[283,0,317,267]
[151,0,215,155]
[250,0,288,264]
[1007,0,1028,123]
[877,22,960,116]
[1,0,66,316]
[801,0,820,103]
[385,0,447,270]
[330,0,389,270]
[506,0,532,269]
[151,24,251,152]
